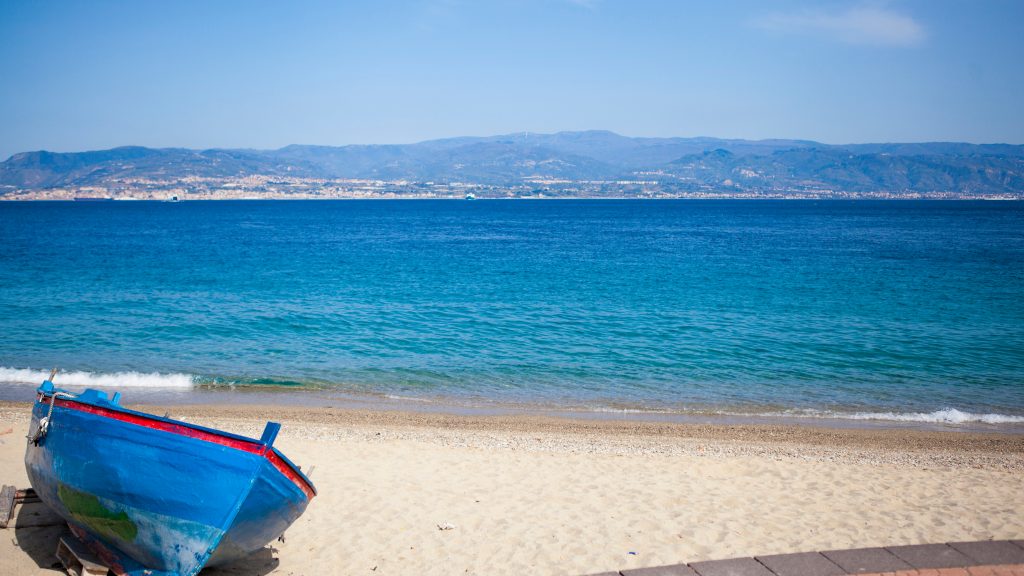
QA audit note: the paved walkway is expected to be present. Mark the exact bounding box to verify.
[587,540,1024,576]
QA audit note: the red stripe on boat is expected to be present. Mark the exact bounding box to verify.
[265,449,314,498]
[52,397,316,500]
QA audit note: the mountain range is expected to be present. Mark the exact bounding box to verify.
[3,130,1023,196]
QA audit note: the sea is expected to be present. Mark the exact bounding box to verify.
[1,200,1023,430]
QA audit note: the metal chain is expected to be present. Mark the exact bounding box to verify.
[30,391,76,445]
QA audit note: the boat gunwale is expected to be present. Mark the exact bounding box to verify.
[37,390,316,499]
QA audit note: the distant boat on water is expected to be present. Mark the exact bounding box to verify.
[465,192,476,200]
[165,195,180,202]
[24,379,315,575]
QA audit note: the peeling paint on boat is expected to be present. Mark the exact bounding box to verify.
[58,483,138,542]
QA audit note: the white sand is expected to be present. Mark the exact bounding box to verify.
[0,404,1021,576]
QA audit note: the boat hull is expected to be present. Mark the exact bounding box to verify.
[24,384,314,576]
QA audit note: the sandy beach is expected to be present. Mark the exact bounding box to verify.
[1,402,1022,576]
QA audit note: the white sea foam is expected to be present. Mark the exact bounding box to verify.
[0,366,194,389]
[589,407,676,414]
[384,394,433,403]
[773,407,1024,425]
[834,408,1024,425]
[589,405,1024,425]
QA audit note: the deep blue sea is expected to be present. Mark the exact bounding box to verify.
[2,200,1023,425]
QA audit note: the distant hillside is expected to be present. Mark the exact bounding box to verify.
[269,140,618,181]
[0,146,317,188]
[2,131,1023,196]
[666,148,1024,194]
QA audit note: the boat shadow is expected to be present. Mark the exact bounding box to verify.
[11,502,71,572]
[10,504,279,575]
[201,547,280,575]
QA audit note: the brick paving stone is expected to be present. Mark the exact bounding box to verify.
[622,564,699,576]
[586,544,1024,576]
[853,569,964,576]
[756,552,846,576]
[887,545,975,569]
[949,543,1024,566]
[821,548,913,574]
[690,558,776,576]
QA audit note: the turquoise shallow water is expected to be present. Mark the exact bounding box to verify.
[1,200,1022,424]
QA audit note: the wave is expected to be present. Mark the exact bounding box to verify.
[588,406,676,414]
[586,405,1024,425]
[0,366,194,389]
[383,394,434,403]
[828,408,1024,425]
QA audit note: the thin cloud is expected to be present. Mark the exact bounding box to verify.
[754,4,926,47]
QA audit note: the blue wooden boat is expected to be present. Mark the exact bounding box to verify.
[24,380,316,576]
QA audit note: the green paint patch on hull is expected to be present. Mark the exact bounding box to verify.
[58,484,138,542]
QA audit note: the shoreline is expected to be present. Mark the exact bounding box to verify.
[2,380,1023,436]
[2,400,1021,468]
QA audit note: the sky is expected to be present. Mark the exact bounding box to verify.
[1,0,1023,158]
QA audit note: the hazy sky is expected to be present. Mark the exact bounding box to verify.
[2,0,1022,158]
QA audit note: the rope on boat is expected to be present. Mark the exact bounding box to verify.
[30,370,76,445]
